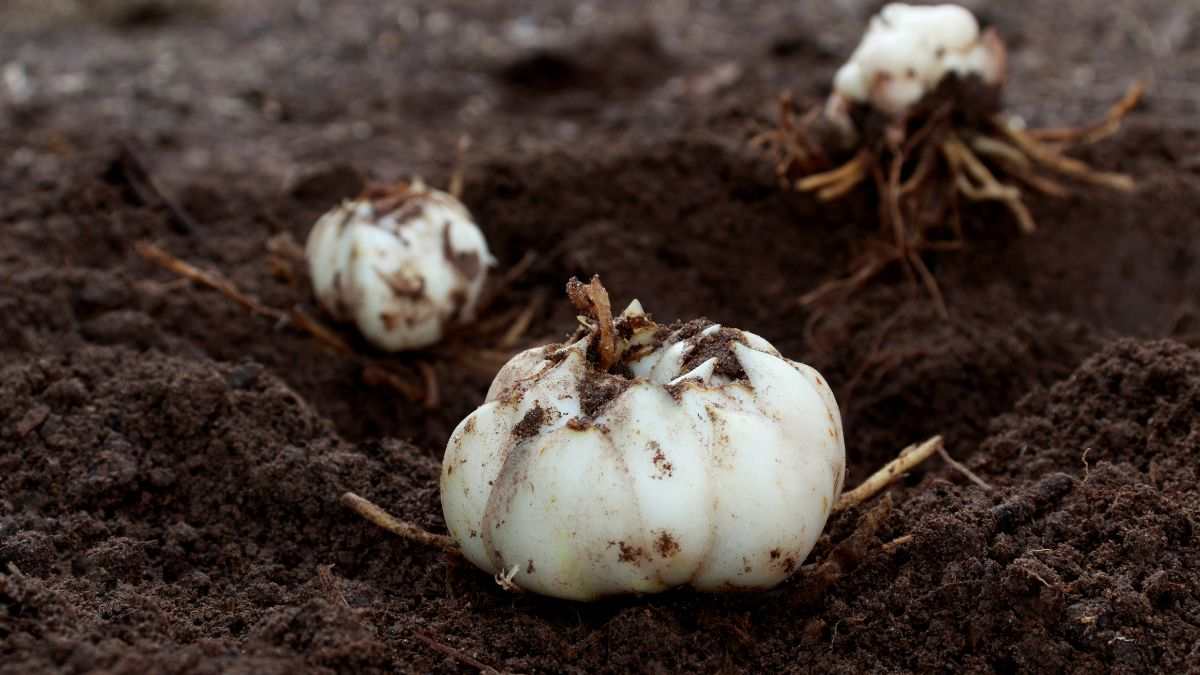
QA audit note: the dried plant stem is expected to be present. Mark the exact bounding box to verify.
[115,142,199,234]
[413,631,501,674]
[361,365,425,403]
[834,435,943,513]
[448,135,472,200]
[473,250,537,319]
[937,444,992,490]
[136,240,431,404]
[1025,81,1144,146]
[567,276,617,370]
[999,123,1135,192]
[289,305,354,355]
[340,492,460,555]
[499,289,546,348]
[416,361,440,409]
[798,255,888,308]
[942,135,1036,233]
[795,149,869,196]
[136,241,287,321]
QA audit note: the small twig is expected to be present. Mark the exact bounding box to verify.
[834,436,943,512]
[115,141,199,234]
[795,149,869,194]
[448,135,472,200]
[135,241,287,321]
[289,305,355,355]
[906,250,948,319]
[798,255,887,308]
[266,232,306,261]
[412,631,500,674]
[880,534,913,553]
[841,312,905,400]
[361,365,425,403]
[316,564,351,610]
[416,361,440,409]
[943,135,1036,233]
[340,492,460,555]
[936,444,991,491]
[1024,81,1144,146]
[473,251,538,318]
[1000,123,1136,192]
[499,289,546,349]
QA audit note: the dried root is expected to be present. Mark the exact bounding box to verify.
[340,492,460,555]
[758,83,1143,314]
[135,238,541,409]
[834,435,943,513]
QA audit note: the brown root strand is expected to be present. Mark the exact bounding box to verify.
[136,241,287,322]
[798,255,889,308]
[340,492,460,555]
[361,365,426,403]
[943,134,1037,233]
[794,149,869,195]
[413,631,501,674]
[289,306,355,355]
[448,134,471,200]
[937,444,992,491]
[999,123,1135,192]
[416,361,440,409]
[1023,81,1143,146]
[499,289,546,349]
[834,436,943,513]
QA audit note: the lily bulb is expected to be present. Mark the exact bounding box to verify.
[831,3,1005,118]
[440,279,846,600]
[305,180,495,351]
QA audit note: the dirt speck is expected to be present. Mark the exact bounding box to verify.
[655,531,681,558]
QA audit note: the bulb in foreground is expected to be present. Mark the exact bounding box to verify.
[832,3,1005,118]
[440,290,846,601]
[305,181,495,351]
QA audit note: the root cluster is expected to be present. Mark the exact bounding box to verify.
[755,82,1143,314]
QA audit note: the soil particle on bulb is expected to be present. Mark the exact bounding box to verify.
[376,269,425,299]
[616,541,647,564]
[649,441,673,479]
[679,326,749,381]
[577,371,632,417]
[511,403,550,441]
[654,531,680,558]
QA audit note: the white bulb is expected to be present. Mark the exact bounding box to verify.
[440,301,846,600]
[833,3,1003,118]
[305,181,495,351]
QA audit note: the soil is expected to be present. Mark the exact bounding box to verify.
[2,1,1199,673]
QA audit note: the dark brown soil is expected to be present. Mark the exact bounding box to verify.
[3,1,1199,673]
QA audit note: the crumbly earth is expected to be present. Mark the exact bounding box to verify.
[2,1,1199,673]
